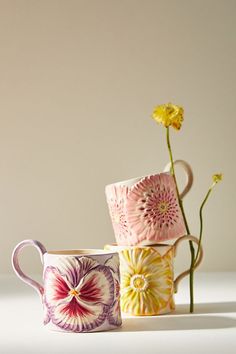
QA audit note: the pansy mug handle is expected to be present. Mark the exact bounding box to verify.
[163,159,193,199]
[12,239,47,298]
[173,235,203,293]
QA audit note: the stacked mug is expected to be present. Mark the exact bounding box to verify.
[12,159,203,333]
[105,160,203,316]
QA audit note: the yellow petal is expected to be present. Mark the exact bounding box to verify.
[212,173,223,183]
[152,103,184,130]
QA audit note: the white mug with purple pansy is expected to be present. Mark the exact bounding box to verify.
[12,240,121,332]
[105,160,193,246]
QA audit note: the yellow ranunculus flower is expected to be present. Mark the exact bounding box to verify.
[212,173,223,184]
[152,103,184,130]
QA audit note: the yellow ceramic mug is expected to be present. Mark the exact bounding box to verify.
[105,235,203,316]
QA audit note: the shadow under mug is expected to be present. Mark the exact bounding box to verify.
[105,160,193,246]
[105,235,203,316]
[12,239,121,332]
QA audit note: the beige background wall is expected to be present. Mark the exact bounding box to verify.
[0,0,235,275]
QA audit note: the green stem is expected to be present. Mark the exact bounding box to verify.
[195,185,214,264]
[166,127,195,313]
[166,128,189,230]
[189,245,195,313]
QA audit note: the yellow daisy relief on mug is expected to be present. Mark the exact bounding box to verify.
[120,247,174,315]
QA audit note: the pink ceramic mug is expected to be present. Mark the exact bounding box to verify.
[12,240,121,332]
[105,160,193,246]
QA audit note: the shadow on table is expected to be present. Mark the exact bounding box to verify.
[115,314,236,332]
[175,302,236,314]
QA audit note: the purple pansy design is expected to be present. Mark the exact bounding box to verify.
[43,256,116,332]
[105,256,122,326]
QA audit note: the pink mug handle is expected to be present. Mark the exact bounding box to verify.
[163,159,193,199]
[12,239,47,298]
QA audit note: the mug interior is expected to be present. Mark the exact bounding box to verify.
[47,249,116,256]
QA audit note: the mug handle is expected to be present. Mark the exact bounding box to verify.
[12,239,47,298]
[173,235,203,293]
[163,160,193,199]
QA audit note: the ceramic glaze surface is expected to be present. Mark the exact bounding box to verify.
[105,236,203,316]
[105,244,175,315]
[43,254,121,332]
[120,246,175,315]
[12,240,121,333]
[106,173,186,246]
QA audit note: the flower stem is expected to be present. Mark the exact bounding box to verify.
[166,127,195,313]
[195,184,214,264]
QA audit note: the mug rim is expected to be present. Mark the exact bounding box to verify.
[106,171,170,188]
[46,248,118,256]
[105,242,171,249]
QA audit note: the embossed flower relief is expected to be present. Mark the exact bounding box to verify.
[43,256,120,332]
[106,174,186,245]
[105,256,122,326]
[126,173,187,243]
[120,247,174,315]
[105,185,132,245]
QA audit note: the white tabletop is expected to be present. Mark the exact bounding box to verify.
[1,272,236,354]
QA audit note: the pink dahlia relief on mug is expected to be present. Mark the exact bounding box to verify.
[105,160,193,246]
[12,240,121,333]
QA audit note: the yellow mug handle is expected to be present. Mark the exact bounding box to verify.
[173,235,203,293]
